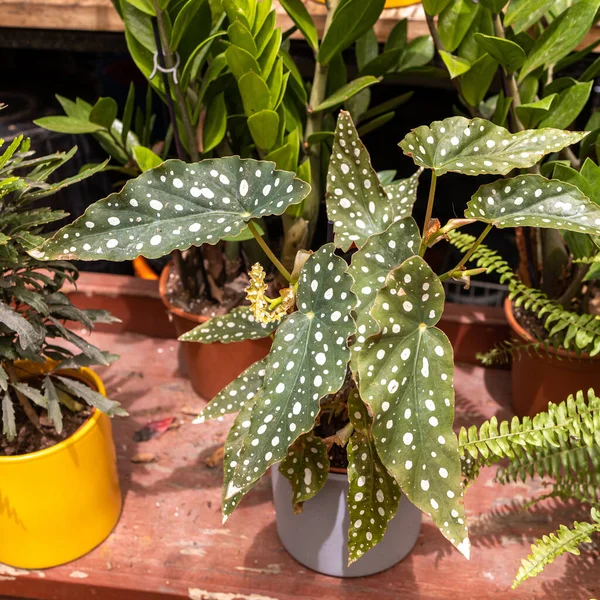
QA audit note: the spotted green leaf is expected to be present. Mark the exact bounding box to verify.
[326,111,395,251]
[222,397,258,522]
[38,157,311,261]
[347,389,401,564]
[194,358,267,424]
[357,256,470,559]
[384,169,422,220]
[399,116,587,176]
[279,433,330,510]
[179,306,277,343]
[466,174,600,235]
[228,245,356,496]
[348,218,421,351]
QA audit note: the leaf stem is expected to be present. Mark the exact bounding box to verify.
[419,171,437,256]
[248,221,292,282]
[440,224,492,281]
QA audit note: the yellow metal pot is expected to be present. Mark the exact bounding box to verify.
[0,362,122,569]
[311,0,421,7]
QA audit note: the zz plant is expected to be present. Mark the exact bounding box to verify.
[0,134,124,446]
[37,112,600,562]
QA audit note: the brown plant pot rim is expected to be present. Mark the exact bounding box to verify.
[504,297,599,362]
[158,261,211,325]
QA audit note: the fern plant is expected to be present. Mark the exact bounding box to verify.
[459,389,600,588]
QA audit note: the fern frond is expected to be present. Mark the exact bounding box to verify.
[476,340,551,366]
[512,507,600,588]
[447,231,516,284]
[459,389,600,484]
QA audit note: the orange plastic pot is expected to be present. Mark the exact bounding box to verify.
[505,298,600,417]
[159,263,271,401]
[311,0,420,7]
[0,362,121,569]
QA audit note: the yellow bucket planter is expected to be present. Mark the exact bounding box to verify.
[311,0,421,7]
[0,363,122,569]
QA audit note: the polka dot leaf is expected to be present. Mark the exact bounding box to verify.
[194,357,267,424]
[227,244,357,496]
[399,116,587,176]
[465,174,600,235]
[179,306,277,344]
[326,110,396,251]
[357,256,470,560]
[383,169,422,220]
[278,433,330,511]
[347,388,401,565]
[348,217,421,356]
[38,156,311,261]
[221,396,259,522]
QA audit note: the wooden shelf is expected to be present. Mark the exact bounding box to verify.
[0,316,594,599]
[0,0,429,42]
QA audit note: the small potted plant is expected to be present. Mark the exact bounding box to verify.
[36,0,427,399]
[38,110,600,574]
[0,133,125,569]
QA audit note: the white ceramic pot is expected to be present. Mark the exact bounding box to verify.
[272,468,422,577]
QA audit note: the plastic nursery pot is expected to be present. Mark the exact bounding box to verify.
[271,467,422,577]
[0,361,121,569]
[505,298,600,417]
[159,262,271,400]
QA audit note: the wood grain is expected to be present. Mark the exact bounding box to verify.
[0,326,596,600]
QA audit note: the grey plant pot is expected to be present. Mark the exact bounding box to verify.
[272,467,422,578]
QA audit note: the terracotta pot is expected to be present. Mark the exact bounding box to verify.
[0,362,121,569]
[505,298,600,417]
[159,263,271,400]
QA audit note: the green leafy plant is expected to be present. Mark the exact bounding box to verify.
[36,0,428,316]
[0,134,125,449]
[460,388,600,588]
[36,112,600,563]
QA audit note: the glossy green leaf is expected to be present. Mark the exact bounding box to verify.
[32,116,105,135]
[195,358,267,424]
[397,36,435,72]
[228,245,356,496]
[358,49,403,78]
[225,45,261,80]
[279,433,330,509]
[126,0,155,16]
[466,174,600,236]
[439,51,471,79]
[228,20,257,56]
[384,169,422,220]
[247,109,280,150]
[479,0,506,11]
[474,34,525,72]
[255,7,276,55]
[238,71,272,115]
[279,0,318,51]
[318,0,386,66]
[326,111,393,251]
[257,28,281,81]
[202,93,227,153]
[348,218,421,347]
[460,54,498,108]
[399,116,587,176]
[39,157,310,261]
[358,92,413,124]
[581,55,600,83]
[347,388,401,564]
[515,95,557,129]
[438,0,479,53]
[179,306,277,344]
[358,112,395,137]
[518,0,600,82]
[132,146,163,172]
[171,0,209,51]
[89,97,118,130]
[357,256,470,559]
[538,81,593,130]
[421,0,452,16]
[313,77,379,114]
[505,0,556,34]
[181,32,227,88]
[356,29,379,71]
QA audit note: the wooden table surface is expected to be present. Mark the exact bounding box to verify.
[0,328,597,600]
[0,0,429,41]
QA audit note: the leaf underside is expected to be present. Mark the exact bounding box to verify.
[357,256,470,559]
[179,306,277,343]
[399,116,587,176]
[40,157,310,261]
